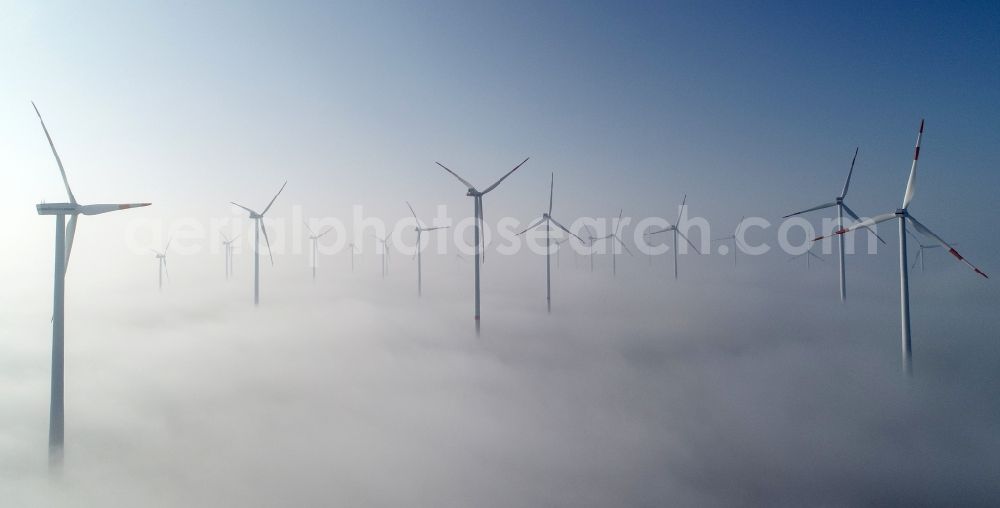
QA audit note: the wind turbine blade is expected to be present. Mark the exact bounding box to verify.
[32,102,76,204]
[220,232,229,243]
[516,216,546,236]
[711,236,735,242]
[840,146,860,198]
[902,119,923,209]
[435,162,476,190]
[808,250,825,262]
[645,226,673,236]
[548,172,554,215]
[548,216,583,242]
[163,257,169,279]
[421,226,449,231]
[841,203,888,244]
[302,220,315,236]
[906,214,987,278]
[675,194,687,226]
[613,209,624,237]
[782,201,838,219]
[317,226,335,238]
[813,211,897,241]
[406,201,418,221]
[676,230,702,254]
[164,236,172,252]
[481,157,529,194]
[260,220,275,265]
[614,236,633,256]
[64,214,78,273]
[911,249,923,271]
[78,203,151,215]
[733,216,746,237]
[262,181,287,215]
[230,202,258,216]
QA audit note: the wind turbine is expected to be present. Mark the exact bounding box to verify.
[231,182,287,306]
[815,120,988,375]
[909,227,955,274]
[406,201,448,296]
[583,225,598,273]
[151,238,171,290]
[784,147,886,301]
[220,232,239,280]
[303,221,334,281]
[435,157,529,332]
[593,210,631,277]
[348,242,358,272]
[789,246,825,269]
[370,233,392,278]
[646,195,701,279]
[32,102,151,466]
[516,173,583,312]
[712,216,745,268]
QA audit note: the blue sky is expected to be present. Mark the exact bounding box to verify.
[5,0,998,206]
[2,0,998,308]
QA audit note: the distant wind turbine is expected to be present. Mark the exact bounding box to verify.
[304,220,335,281]
[593,210,631,277]
[583,225,598,273]
[348,242,358,272]
[646,195,701,279]
[371,233,392,278]
[712,216,745,268]
[908,227,955,273]
[784,147,886,301]
[220,232,239,280]
[406,202,448,296]
[151,238,171,290]
[516,173,583,312]
[32,101,151,466]
[789,246,825,269]
[231,182,287,305]
[435,157,529,332]
[816,120,988,375]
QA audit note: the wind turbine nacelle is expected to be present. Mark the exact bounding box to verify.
[36,203,78,215]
